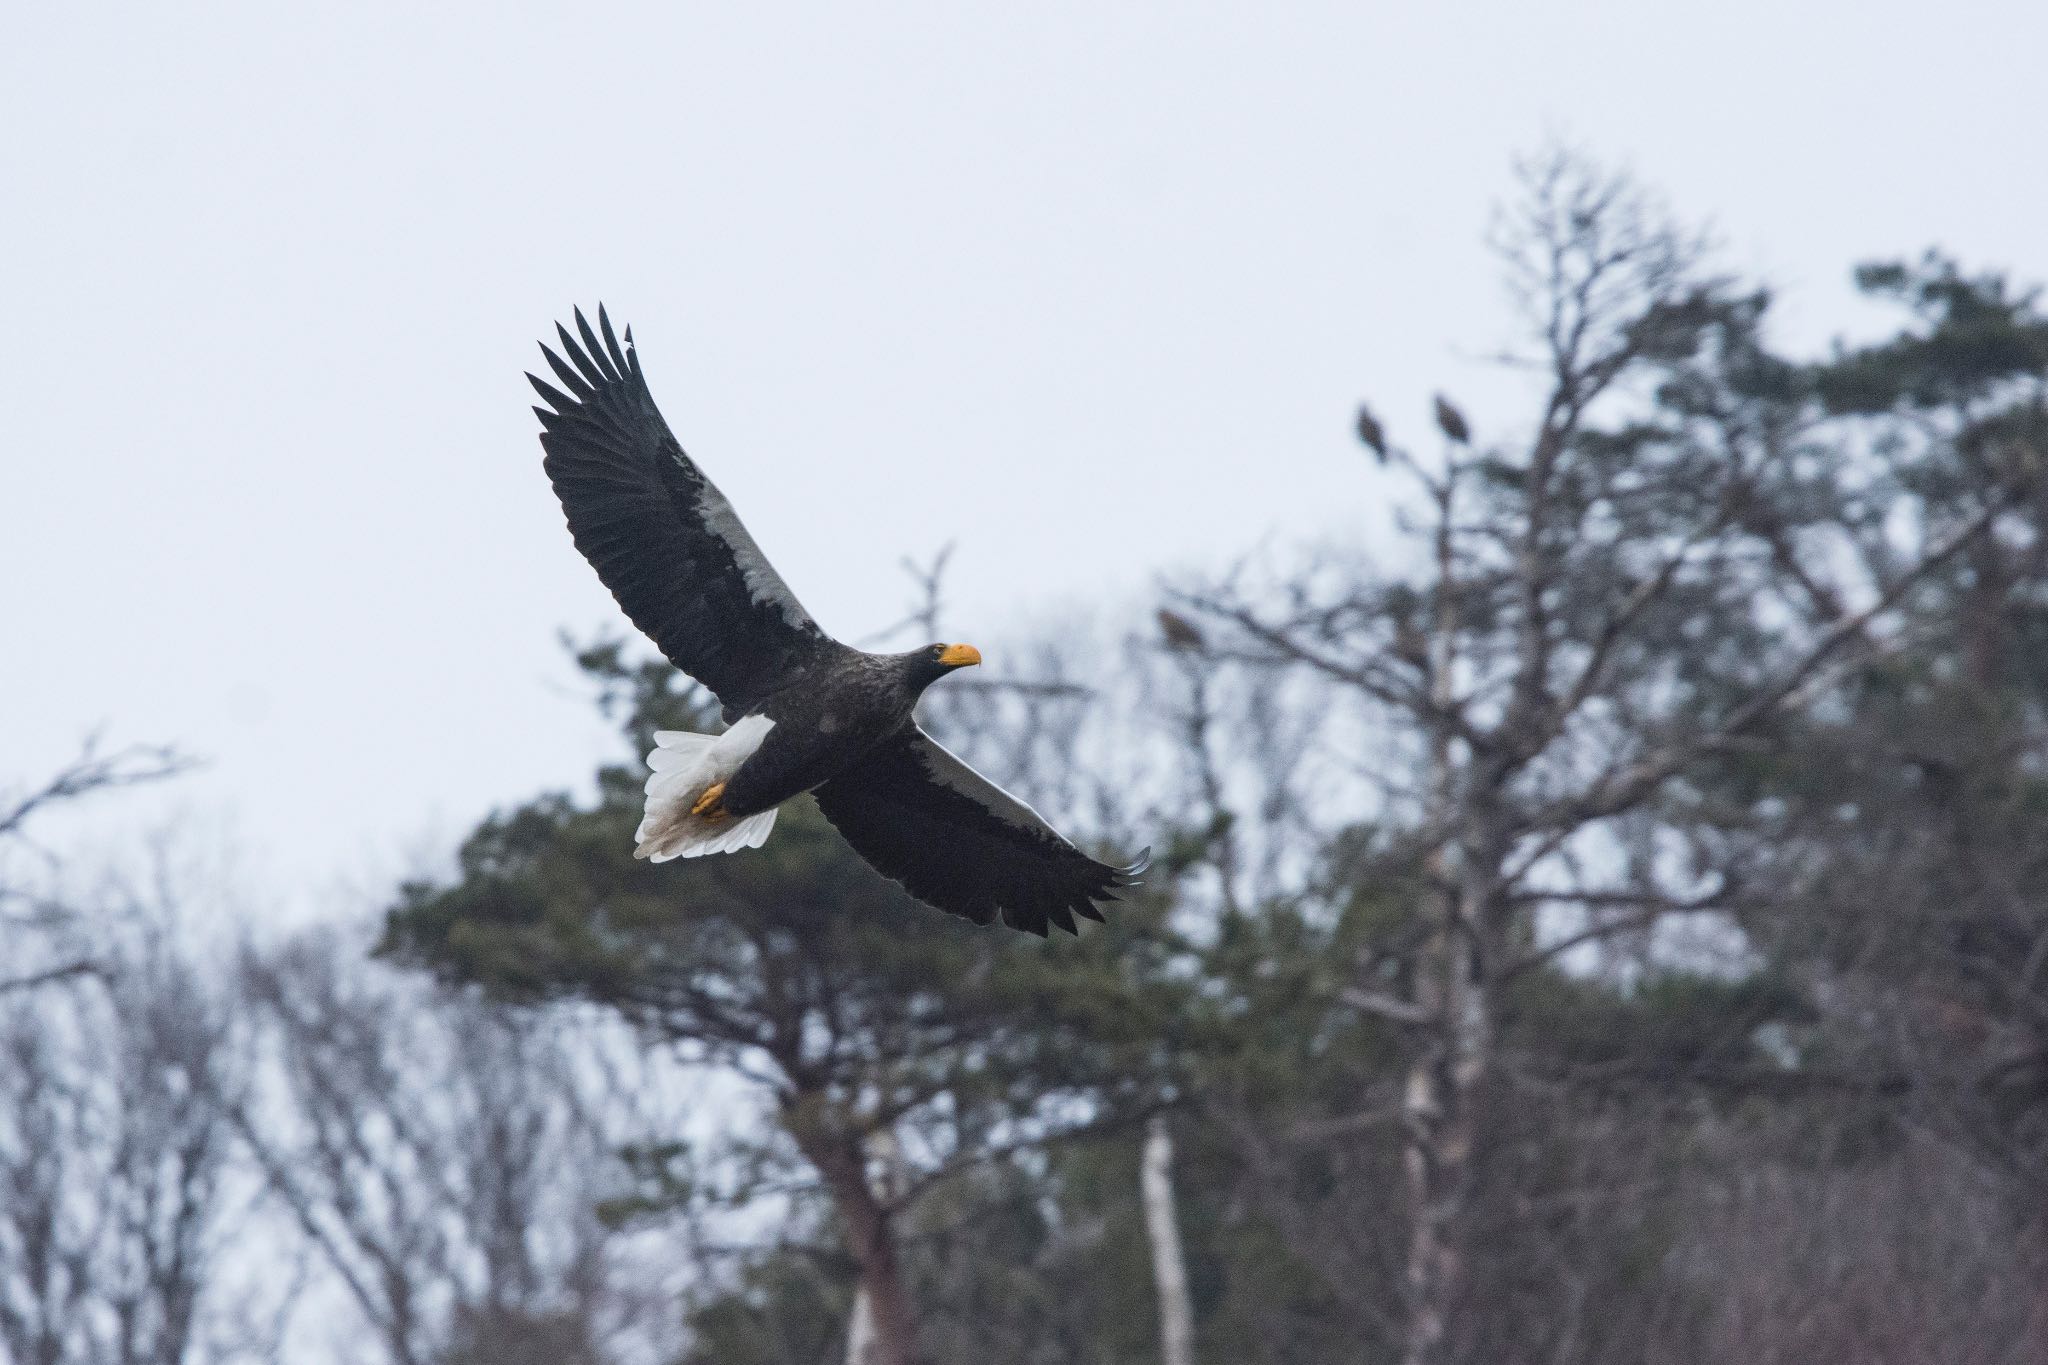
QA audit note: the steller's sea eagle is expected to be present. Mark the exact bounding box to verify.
[526,308,1143,935]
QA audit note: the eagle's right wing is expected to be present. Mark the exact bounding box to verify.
[812,726,1145,935]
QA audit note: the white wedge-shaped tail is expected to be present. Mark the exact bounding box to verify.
[634,714,778,861]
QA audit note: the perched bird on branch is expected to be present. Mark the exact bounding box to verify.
[1355,404,1389,463]
[1156,608,1206,652]
[526,307,1143,934]
[1433,393,1471,445]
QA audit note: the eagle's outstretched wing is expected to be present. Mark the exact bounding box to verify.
[529,308,844,717]
[812,727,1145,935]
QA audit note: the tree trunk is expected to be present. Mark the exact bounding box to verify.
[1399,880,1490,1365]
[788,1110,918,1365]
[845,1288,876,1365]
[846,1223,917,1365]
[1399,521,1492,1365]
[1141,1114,1197,1365]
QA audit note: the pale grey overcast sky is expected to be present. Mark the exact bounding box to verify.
[5,2,2044,908]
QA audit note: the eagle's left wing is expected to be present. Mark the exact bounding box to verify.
[811,727,1144,935]
[528,307,844,719]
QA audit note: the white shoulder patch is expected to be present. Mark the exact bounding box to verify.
[696,490,819,632]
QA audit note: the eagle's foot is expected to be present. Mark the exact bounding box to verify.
[690,782,729,820]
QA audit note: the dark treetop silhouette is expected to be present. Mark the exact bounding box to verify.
[526,307,1143,934]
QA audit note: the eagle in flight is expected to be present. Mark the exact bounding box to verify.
[527,308,1143,935]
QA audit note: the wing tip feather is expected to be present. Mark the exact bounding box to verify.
[574,307,621,383]
[553,321,604,389]
[1112,847,1151,888]
[526,370,576,415]
[597,304,633,377]
[536,307,642,395]
[539,340,595,399]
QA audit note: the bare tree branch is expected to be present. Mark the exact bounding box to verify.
[0,959,99,996]
[0,738,194,845]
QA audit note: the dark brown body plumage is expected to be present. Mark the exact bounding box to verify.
[722,650,952,816]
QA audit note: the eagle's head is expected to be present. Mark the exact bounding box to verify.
[906,642,982,688]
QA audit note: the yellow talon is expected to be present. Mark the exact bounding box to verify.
[690,782,729,820]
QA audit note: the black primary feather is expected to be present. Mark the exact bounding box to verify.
[812,728,1145,936]
[528,306,845,718]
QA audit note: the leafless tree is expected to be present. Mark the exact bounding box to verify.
[231,930,649,1365]
[0,922,248,1365]
[1,738,191,994]
[1174,149,2030,1364]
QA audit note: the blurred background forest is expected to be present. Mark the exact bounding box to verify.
[6,150,2048,1365]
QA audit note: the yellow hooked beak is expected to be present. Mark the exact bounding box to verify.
[938,643,982,668]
